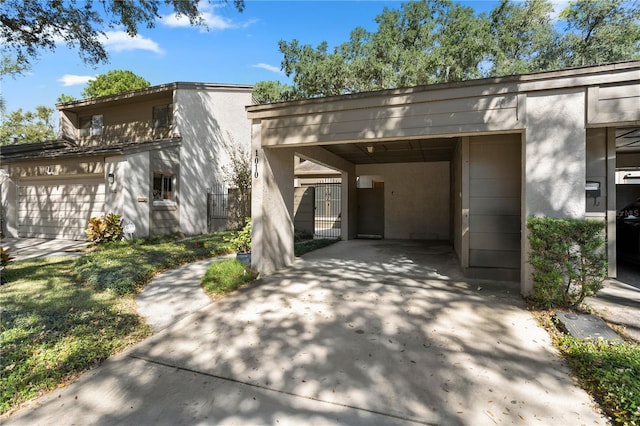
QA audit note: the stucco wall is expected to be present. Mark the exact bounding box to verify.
[522,89,587,294]
[104,153,149,237]
[174,87,253,235]
[356,162,450,240]
[251,144,296,274]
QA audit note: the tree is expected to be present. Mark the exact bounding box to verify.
[0,106,56,145]
[0,55,28,76]
[0,0,245,74]
[252,80,295,104]
[57,94,77,104]
[224,145,252,229]
[488,0,562,76]
[81,70,150,99]
[278,0,491,99]
[560,0,640,67]
[260,0,640,104]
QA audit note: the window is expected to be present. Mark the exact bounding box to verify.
[153,104,173,129]
[153,173,174,201]
[79,114,103,137]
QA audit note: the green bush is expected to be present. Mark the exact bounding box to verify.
[527,217,606,308]
[85,213,124,244]
[227,219,251,253]
[201,258,257,295]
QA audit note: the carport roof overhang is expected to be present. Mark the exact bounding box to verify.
[246,60,640,165]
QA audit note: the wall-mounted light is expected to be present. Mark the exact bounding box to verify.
[108,173,115,185]
[367,145,374,153]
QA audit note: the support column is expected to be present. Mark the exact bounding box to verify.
[522,89,587,296]
[251,120,295,274]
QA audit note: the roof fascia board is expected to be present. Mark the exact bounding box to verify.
[57,82,253,110]
[246,61,640,119]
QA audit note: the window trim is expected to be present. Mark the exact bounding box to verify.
[152,104,173,129]
[152,172,176,204]
[78,114,103,137]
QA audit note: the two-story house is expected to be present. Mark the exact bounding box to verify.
[0,82,253,240]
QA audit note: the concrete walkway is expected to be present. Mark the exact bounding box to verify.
[587,278,640,342]
[136,255,233,332]
[2,238,88,261]
[3,240,606,425]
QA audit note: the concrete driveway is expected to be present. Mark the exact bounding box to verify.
[2,238,88,260]
[4,240,605,425]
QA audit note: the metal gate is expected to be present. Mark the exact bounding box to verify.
[207,183,228,232]
[314,179,341,239]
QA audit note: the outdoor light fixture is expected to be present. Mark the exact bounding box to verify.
[108,173,115,185]
[367,145,374,153]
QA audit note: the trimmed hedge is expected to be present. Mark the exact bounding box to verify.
[527,217,606,308]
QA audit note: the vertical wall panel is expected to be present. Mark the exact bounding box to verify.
[469,134,521,273]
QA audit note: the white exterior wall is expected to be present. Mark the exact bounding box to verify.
[522,89,587,294]
[0,166,16,238]
[105,153,151,238]
[173,88,252,235]
[251,140,296,274]
[356,162,450,240]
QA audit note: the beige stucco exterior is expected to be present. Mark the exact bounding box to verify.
[1,83,253,240]
[247,61,640,295]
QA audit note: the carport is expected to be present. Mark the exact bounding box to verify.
[246,61,640,295]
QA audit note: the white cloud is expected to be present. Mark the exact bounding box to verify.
[160,4,256,31]
[58,74,94,86]
[101,31,164,54]
[252,63,284,75]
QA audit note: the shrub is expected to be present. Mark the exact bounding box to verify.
[294,229,314,242]
[527,217,607,308]
[227,219,251,253]
[85,213,124,244]
[1,246,14,267]
[0,244,15,285]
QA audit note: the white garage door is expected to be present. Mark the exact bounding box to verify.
[18,176,106,240]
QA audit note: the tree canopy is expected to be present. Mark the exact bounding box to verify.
[268,0,640,103]
[0,106,56,145]
[81,70,151,99]
[0,0,245,74]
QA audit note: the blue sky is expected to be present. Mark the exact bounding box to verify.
[1,0,564,114]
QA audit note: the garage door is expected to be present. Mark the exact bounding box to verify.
[18,176,106,240]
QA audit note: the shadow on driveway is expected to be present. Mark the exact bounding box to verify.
[4,240,604,425]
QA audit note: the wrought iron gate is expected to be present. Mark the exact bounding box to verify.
[207,183,228,232]
[313,179,341,239]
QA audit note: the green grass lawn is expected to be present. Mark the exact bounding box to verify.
[0,232,336,415]
[74,232,234,295]
[201,258,258,297]
[0,232,235,414]
[535,310,640,425]
[0,257,150,414]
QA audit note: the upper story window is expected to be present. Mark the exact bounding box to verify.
[79,114,103,137]
[153,104,173,129]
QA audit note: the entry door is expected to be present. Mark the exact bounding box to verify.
[357,187,384,238]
